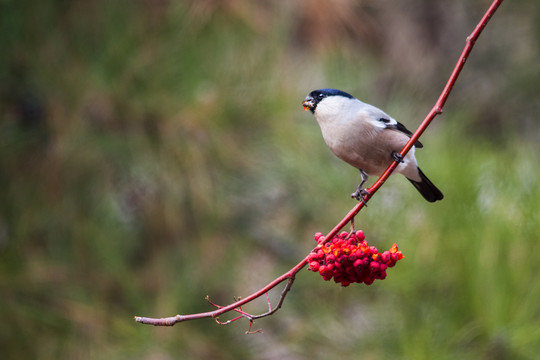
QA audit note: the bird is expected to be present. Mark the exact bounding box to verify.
[302,88,443,203]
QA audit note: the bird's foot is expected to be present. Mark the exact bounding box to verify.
[392,151,404,163]
[351,187,371,206]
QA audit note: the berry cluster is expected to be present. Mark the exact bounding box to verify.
[307,231,404,287]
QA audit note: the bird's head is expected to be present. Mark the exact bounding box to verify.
[302,88,354,114]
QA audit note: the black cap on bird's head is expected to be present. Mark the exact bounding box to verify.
[302,88,354,113]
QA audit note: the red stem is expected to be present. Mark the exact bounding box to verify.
[135,0,504,327]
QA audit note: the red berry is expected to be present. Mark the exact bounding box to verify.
[369,261,380,272]
[319,265,329,277]
[326,254,336,264]
[353,258,368,271]
[309,261,320,272]
[326,263,335,272]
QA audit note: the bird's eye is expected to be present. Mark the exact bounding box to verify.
[318,94,324,99]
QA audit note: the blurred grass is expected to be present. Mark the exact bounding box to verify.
[1,0,540,359]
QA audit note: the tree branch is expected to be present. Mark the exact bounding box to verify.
[134,0,504,328]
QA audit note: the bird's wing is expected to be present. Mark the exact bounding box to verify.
[377,117,423,148]
[358,102,424,148]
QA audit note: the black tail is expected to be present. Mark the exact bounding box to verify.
[407,167,444,202]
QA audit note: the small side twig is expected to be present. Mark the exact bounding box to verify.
[250,276,295,320]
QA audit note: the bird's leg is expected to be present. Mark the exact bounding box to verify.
[391,151,404,163]
[351,170,371,205]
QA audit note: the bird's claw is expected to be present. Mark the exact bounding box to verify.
[392,151,404,163]
[351,187,371,206]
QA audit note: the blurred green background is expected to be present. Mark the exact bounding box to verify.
[1,0,540,359]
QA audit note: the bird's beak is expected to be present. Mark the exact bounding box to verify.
[302,96,314,111]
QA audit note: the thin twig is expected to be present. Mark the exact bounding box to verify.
[134,0,504,328]
[250,276,295,320]
[246,321,263,335]
[206,296,255,321]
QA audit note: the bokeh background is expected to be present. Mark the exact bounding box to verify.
[2,0,540,359]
